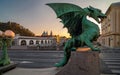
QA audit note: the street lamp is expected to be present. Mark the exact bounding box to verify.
[0,30,15,66]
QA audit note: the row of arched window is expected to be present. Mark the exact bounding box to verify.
[20,40,53,46]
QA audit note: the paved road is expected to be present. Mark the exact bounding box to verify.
[100,49,120,74]
[0,50,64,68]
[1,48,120,74]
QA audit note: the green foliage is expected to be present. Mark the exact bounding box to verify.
[0,21,35,36]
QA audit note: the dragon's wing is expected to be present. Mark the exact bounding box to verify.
[46,3,86,36]
[46,3,85,17]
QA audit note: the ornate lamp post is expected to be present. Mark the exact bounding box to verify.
[0,30,15,66]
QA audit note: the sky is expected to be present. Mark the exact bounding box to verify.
[0,0,120,37]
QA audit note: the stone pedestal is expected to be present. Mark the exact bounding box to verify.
[0,63,17,73]
[56,51,100,75]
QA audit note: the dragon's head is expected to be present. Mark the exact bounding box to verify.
[88,6,106,23]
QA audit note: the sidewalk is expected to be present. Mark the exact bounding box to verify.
[3,67,59,75]
[3,67,117,75]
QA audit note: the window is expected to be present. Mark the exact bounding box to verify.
[29,40,34,45]
[21,40,26,46]
[108,38,111,46]
[45,40,47,44]
[36,40,39,44]
[108,25,111,33]
[41,40,43,44]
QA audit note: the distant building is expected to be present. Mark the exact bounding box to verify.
[41,31,48,37]
[12,31,67,50]
[13,34,56,47]
[98,2,120,48]
[50,31,53,37]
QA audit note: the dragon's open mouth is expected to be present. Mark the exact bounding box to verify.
[98,15,107,18]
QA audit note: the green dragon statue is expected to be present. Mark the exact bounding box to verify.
[47,3,106,67]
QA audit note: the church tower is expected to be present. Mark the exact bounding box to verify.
[50,30,53,36]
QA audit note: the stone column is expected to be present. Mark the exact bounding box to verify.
[56,50,100,75]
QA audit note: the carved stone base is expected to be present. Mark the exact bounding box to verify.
[0,63,17,73]
[56,51,100,75]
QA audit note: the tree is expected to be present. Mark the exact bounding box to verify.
[0,21,35,36]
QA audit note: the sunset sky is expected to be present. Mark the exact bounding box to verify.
[0,0,120,37]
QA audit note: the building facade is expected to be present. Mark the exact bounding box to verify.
[13,35,56,47]
[98,2,120,48]
[11,34,67,49]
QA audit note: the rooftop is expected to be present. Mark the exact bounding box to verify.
[111,2,120,7]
